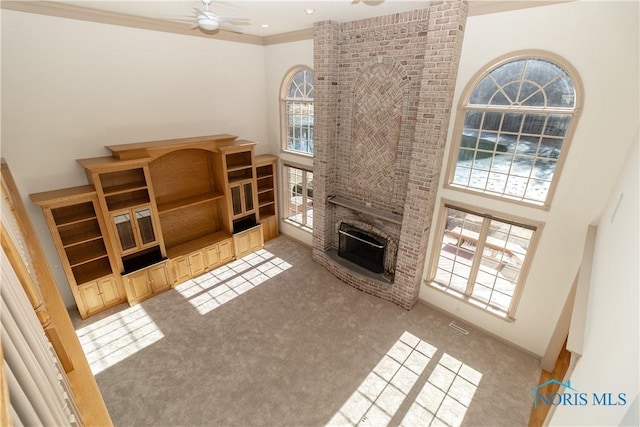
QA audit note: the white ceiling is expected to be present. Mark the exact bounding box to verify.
[60,0,432,37]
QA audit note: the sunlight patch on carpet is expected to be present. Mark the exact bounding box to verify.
[400,353,482,427]
[175,249,292,315]
[76,305,164,375]
[327,331,437,426]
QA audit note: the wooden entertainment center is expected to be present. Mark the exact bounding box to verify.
[30,134,279,318]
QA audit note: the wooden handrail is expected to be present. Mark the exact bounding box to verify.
[1,158,113,426]
[0,222,74,373]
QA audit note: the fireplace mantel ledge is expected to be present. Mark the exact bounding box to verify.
[327,196,403,225]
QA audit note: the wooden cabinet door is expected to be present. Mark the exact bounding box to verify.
[218,240,233,263]
[234,227,262,259]
[248,227,264,252]
[78,281,104,317]
[172,255,191,283]
[127,270,153,304]
[98,275,122,306]
[234,232,251,258]
[204,245,220,270]
[148,263,171,293]
[188,250,206,277]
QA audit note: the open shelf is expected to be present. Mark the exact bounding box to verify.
[62,233,103,249]
[257,176,274,193]
[58,219,103,247]
[258,191,274,207]
[256,165,273,179]
[72,257,112,284]
[65,239,108,267]
[259,205,276,217]
[157,191,224,214]
[106,189,151,211]
[51,202,96,226]
[227,167,253,183]
[102,182,148,196]
[100,168,147,195]
[225,151,252,169]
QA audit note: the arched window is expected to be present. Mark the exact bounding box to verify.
[281,67,314,156]
[448,55,580,207]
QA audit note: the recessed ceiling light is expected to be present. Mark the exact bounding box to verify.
[261,24,269,28]
[304,8,315,15]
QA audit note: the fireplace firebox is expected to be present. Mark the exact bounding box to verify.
[338,223,386,273]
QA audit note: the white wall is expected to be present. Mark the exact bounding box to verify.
[549,135,638,426]
[264,39,314,246]
[1,10,268,306]
[419,1,639,356]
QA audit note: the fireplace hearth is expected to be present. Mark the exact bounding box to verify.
[338,223,386,274]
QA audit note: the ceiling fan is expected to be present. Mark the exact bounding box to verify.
[190,0,250,32]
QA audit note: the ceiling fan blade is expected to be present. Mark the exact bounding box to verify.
[219,24,243,34]
[217,17,250,23]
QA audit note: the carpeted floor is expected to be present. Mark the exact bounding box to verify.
[70,236,540,427]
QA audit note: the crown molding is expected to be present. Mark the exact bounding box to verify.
[263,29,314,46]
[0,1,265,45]
[1,0,575,46]
[468,0,574,17]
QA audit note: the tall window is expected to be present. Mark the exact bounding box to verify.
[281,67,314,155]
[449,56,579,206]
[285,165,313,229]
[429,204,539,318]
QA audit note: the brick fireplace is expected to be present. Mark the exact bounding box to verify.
[312,1,468,310]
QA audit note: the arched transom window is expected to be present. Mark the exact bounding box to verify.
[281,67,314,156]
[449,56,579,206]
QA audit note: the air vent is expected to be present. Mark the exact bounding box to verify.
[449,322,469,335]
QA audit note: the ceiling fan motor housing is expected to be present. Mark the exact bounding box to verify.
[198,18,219,31]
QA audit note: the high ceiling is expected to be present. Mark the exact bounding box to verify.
[2,1,571,41]
[60,0,432,37]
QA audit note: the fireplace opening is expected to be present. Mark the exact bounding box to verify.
[338,223,386,273]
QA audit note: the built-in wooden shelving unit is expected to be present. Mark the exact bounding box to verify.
[32,134,273,318]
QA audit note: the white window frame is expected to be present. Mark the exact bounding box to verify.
[427,200,543,320]
[282,163,313,231]
[444,51,583,210]
[280,66,314,157]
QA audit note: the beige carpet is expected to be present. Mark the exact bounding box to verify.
[70,236,540,427]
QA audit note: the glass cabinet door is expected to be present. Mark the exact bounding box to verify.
[112,205,157,254]
[230,186,242,216]
[243,182,254,212]
[230,182,255,218]
[135,208,156,245]
[113,212,136,252]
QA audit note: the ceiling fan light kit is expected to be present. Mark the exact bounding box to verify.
[192,0,249,33]
[198,18,219,31]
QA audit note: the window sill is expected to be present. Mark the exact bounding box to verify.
[443,183,551,212]
[281,148,314,159]
[283,218,313,233]
[424,280,516,323]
